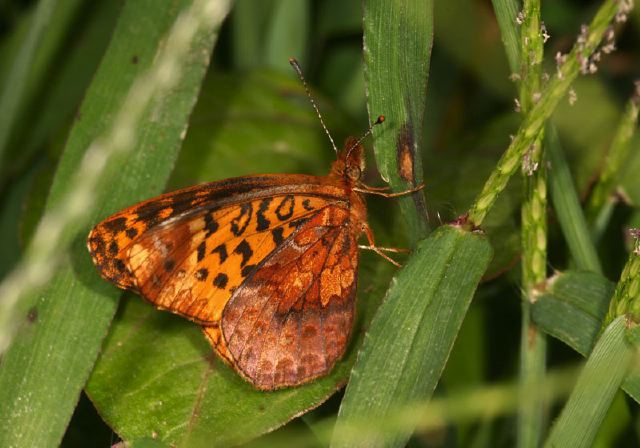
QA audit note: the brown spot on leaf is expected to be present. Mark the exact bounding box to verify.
[397,124,415,184]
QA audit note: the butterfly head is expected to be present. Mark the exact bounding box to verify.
[332,137,365,183]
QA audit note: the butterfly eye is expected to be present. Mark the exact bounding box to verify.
[346,165,361,181]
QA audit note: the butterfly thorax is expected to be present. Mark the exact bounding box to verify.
[328,137,367,228]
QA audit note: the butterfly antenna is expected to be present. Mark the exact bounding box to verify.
[345,115,385,159]
[289,57,339,154]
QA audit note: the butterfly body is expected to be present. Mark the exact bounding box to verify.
[88,137,368,390]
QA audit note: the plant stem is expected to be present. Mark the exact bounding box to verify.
[468,0,622,227]
[517,1,548,447]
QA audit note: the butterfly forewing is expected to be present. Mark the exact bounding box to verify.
[87,174,346,291]
[125,194,333,324]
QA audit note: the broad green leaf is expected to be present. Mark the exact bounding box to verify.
[544,317,636,448]
[333,225,493,448]
[532,271,613,355]
[363,0,433,242]
[87,70,398,447]
[0,1,229,447]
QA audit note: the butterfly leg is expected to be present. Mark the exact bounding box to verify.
[354,183,424,198]
[357,183,391,192]
[358,245,410,254]
[361,223,403,267]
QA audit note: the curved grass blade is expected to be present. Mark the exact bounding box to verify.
[333,225,493,448]
[544,316,637,448]
[0,1,230,446]
[363,0,433,242]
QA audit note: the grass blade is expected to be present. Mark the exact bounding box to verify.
[0,1,230,446]
[546,125,602,273]
[333,225,493,447]
[490,0,520,72]
[544,316,636,448]
[0,0,58,173]
[363,0,433,242]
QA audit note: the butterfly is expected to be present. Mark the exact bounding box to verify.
[87,60,419,390]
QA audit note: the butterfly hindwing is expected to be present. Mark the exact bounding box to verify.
[204,204,359,389]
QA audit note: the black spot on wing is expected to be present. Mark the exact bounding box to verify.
[114,259,126,272]
[197,241,206,262]
[302,199,314,211]
[104,217,127,233]
[108,241,119,256]
[256,198,272,231]
[125,227,138,239]
[195,268,209,281]
[271,227,284,246]
[213,273,228,289]
[204,213,219,236]
[231,203,252,236]
[233,240,253,267]
[164,259,175,272]
[241,264,257,278]
[212,244,228,263]
[275,195,294,221]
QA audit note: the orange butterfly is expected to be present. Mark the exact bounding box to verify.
[87,60,418,390]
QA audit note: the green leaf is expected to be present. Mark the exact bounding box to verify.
[0,1,229,447]
[544,317,636,448]
[87,70,397,447]
[532,271,614,356]
[363,0,433,242]
[333,225,493,447]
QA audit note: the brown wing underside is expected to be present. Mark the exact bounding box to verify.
[203,212,359,390]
